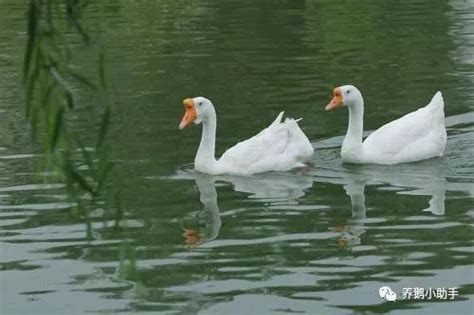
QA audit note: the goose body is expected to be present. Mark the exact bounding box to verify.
[179,97,314,175]
[325,85,447,164]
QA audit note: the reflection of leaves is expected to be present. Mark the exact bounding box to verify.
[118,242,148,300]
[119,243,138,281]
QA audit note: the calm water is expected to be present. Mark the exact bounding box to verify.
[1,1,474,314]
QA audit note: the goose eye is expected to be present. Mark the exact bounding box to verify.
[198,102,203,106]
[346,90,350,94]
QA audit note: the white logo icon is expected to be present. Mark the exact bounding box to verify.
[379,286,397,302]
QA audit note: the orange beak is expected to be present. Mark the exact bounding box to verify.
[179,98,197,129]
[183,229,201,246]
[325,87,344,111]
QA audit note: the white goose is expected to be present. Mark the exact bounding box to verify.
[179,97,314,175]
[325,85,447,164]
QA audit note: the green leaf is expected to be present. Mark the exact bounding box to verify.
[96,105,110,149]
[96,160,111,192]
[24,0,39,79]
[75,136,94,170]
[67,163,96,196]
[50,106,64,151]
[64,66,97,90]
[49,67,75,109]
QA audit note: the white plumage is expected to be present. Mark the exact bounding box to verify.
[326,85,447,164]
[179,97,314,175]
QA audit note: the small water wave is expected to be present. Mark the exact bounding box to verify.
[0,184,64,193]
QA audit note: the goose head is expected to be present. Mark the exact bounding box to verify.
[179,96,215,129]
[325,85,362,111]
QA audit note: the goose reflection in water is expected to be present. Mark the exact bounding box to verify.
[350,159,447,216]
[181,174,221,247]
[178,171,314,246]
[331,181,369,250]
[317,112,474,233]
[324,158,449,249]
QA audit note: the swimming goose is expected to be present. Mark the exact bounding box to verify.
[179,97,314,175]
[325,85,447,164]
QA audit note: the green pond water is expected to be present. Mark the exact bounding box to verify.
[1,1,474,314]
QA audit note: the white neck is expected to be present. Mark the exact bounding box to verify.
[195,111,219,173]
[196,175,219,219]
[342,94,364,159]
[195,175,221,241]
[344,183,366,218]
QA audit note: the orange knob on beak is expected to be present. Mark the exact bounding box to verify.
[325,87,344,111]
[179,98,197,129]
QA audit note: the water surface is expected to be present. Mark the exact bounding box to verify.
[0,0,473,314]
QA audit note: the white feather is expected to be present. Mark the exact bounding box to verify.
[185,98,314,175]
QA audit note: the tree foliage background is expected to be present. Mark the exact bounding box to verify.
[23,0,120,230]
